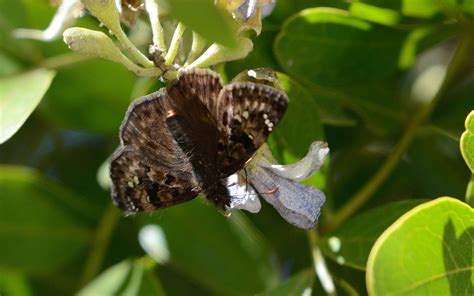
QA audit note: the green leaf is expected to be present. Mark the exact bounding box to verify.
[39,60,134,134]
[466,174,474,207]
[355,0,460,19]
[270,73,325,163]
[0,166,96,273]
[321,200,425,270]
[274,8,408,88]
[349,2,401,26]
[161,0,237,47]
[274,8,409,132]
[367,197,474,295]
[401,0,457,18]
[256,269,314,296]
[137,200,278,295]
[460,110,474,172]
[0,68,55,144]
[0,270,32,296]
[78,259,165,296]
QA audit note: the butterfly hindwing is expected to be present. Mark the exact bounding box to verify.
[110,147,199,212]
[216,82,288,177]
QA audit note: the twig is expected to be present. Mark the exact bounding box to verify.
[324,35,474,234]
[79,205,121,286]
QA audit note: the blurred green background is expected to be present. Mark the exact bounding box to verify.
[0,0,473,295]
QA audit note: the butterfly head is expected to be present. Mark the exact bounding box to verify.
[203,181,231,211]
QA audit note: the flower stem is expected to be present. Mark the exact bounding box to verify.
[79,205,121,286]
[164,22,186,66]
[115,28,154,68]
[185,32,207,66]
[307,229,336,295]
[324,35,474,234]
[145,0,166,53]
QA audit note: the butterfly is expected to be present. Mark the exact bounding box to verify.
[109,69,288,213]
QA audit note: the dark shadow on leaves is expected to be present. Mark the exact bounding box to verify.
[442,219,473,295]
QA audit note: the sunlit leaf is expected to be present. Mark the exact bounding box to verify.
[367,197,474,295]
[460,110,474,172]
[0,68,55,144]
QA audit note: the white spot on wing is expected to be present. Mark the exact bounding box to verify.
[233,114,242,122]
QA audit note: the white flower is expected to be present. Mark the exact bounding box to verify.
[228,142,329,230]
[227,173,261,213]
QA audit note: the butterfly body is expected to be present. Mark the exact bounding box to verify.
[110,69,288,213]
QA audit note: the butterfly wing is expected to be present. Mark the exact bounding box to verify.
[169,68,223,117]
[216,82,288,177]
[110,147,199,212]
[111,70,224,211]
[112,89,201,211]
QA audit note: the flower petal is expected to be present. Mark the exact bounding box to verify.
[248,164,325,230]
[227,173,261,213]
[259,141,329,182]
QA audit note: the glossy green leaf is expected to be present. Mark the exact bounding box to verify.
[256,269,314,296]
[0,166,96,273]
[321,200,425,270]
[161,0,237,47]
[460,110,474,172]
[136,200,278,295]
[78,259,165,296]
[274,8,408,88]
[274,8,409,132]
[0,68,55,144]
[367,197,474,295]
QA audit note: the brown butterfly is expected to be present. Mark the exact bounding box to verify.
[109,69,288,212]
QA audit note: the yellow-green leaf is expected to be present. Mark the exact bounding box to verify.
[0,69,55,144]
[367,197,474,295]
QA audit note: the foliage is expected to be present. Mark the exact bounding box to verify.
[0,0,473,295]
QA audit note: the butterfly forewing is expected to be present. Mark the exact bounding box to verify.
[216,82,288,177]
